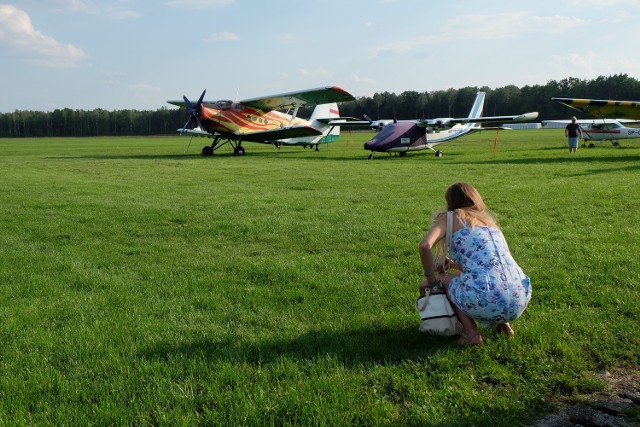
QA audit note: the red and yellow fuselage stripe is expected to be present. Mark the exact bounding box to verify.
[200,105,308,135]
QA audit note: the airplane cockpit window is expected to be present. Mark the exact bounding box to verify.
[214,100,233,110]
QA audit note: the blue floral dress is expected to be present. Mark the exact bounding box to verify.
[447,217,531,327]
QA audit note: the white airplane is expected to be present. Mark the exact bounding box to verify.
[363,92,538,159]
[363,116,395,131]
[542,118,640,147]
[552,96,640,147]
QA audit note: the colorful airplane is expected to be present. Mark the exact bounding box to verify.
[167,86,357,155]
[552,96,640,146]
[362,92,538,159]
[542,118,640,147]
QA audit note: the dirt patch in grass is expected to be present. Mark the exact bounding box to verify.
[534,366,640,426]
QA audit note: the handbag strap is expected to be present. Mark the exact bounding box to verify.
[443,211,453,271]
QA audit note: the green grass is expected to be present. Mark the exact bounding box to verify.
[0,130,638,425]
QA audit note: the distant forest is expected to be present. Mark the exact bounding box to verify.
[2,74,640,138]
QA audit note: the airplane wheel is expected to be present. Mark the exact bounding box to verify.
[201,146,213,156]
[613,141,620,147]
[588,143,596,148]
[435,151,443,157]
[233,146,246,156]
[399,152,407,157]
[367,153,374,160]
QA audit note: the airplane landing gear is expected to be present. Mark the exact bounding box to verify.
[368,152,374,160]
[435,150,443,157]
[202,146,213,156]
[233,146,246,156]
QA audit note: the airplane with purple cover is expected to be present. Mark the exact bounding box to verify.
[363,92,538,159]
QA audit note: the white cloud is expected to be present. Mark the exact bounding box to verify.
[297,68,330,78]
[165,0,234,8]
[40,0,141,19]
[446,12,587,38]
[351,73,375,85]
[204,31,239,42]
[368,12,589,58]
[568,0,640,7]
[0,5,88,67]
[550,50,640,79]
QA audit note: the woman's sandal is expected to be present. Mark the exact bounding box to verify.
[495,323,515,337]
[456,331,483,346]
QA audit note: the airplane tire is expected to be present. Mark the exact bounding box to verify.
[233,146,246,156]
[202,146,213,156]
[435,151,443,157]
[367,153,374,160]
[588,143,596,148]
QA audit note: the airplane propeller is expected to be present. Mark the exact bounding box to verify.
[181,89,206,134]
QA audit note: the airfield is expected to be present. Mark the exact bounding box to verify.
[1,129,638,425]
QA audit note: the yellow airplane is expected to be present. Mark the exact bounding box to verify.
[552,96,640,119]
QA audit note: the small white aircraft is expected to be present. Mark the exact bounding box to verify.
[552,96,640,147]
[363,116,395,131]
[363,92,538,159]
[542,118,640,147]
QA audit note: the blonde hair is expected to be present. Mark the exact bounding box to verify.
[433,182,498,266]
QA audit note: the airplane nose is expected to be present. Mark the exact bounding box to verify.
[364,122,424,151]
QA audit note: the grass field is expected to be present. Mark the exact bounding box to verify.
[1,130,639,425]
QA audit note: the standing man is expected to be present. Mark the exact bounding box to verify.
[565,116,582,154]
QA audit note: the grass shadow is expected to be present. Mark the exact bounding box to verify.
[45,154,198,161]
[448,155,640,167]
[142,325,456,366]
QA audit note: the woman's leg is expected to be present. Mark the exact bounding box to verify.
[441,276,482,345]
[495,323,515,336]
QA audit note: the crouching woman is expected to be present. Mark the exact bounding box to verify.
[419,183,531,346]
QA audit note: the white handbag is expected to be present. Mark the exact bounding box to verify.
[416,211,463,336]
[416,283,463,336]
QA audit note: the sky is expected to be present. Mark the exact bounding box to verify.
[1,0,640,113]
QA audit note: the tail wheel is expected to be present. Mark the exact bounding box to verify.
[435,151,444,157]
[201,146,213,156]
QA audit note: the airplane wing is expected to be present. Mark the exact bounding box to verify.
[315,117,371,125]
[417,112,538,128]
[239,126,323,142]
[177,128,214,137]
[177,125,322,141]
[241,86,355,111]
[552,97,640,119]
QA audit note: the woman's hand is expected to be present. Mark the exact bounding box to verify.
[436,257,462,273]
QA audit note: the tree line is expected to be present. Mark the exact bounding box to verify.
[2,74,640,138]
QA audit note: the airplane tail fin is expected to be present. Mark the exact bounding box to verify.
[468,92,485,120]
[310,103,340,140]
